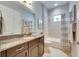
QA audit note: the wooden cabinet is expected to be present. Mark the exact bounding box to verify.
[0,52,1,57]
[29,39,39,47]
[29,45,38,57]
[38,43,44,56]
[29,39,39,57]
[15,50,28,57]
[0,51,6,57]
[6,43,28,57]
[0,36,44,57]
[28,37,44,57]
[38,37,44,56]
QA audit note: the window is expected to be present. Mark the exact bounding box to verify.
[53,15,61,22]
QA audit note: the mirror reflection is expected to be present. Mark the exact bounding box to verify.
[0,2,43,35]
[0,11,2,34]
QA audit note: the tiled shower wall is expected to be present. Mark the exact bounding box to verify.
[61,13,71,48]
[48,2,72,50]
[48,3,69,40]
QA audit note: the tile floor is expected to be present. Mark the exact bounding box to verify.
[43,47,68,57]
[43,37,71,57]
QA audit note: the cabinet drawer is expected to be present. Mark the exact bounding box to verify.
[6,43,28,57]
[29,39,39,48]
[15,50,28,57]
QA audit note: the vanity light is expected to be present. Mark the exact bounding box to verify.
[54,3,58,6]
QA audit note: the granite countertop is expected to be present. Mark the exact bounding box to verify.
[0,35,44,52]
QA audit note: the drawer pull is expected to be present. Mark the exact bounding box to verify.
[16,47,24,52]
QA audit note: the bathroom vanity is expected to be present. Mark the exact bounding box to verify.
[0,35,44,57]
[0,2,44,57]
[0,53,1,57]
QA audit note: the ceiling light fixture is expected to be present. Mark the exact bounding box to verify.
[23,0,32,5]
[54,3,58,6]
[23,1,27,3]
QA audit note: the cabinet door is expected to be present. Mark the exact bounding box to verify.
[0,52,1,57]
[38,43,44,56]
[38,37,44,56]
[29,45,38,57]
[15,50,28,57]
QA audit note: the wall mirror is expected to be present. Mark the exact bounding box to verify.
[38,18,43,29]
[37,18,43,34]
[0,10,2,34]
[0,3,36,36]
[22,13,36,36]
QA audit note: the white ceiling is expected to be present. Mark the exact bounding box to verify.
[41,1,69,9]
